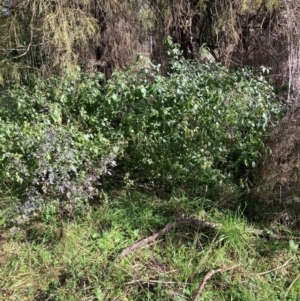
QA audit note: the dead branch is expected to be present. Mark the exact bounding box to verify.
[192,265,240,301]
[119,218,220,258]
[119,218,300,259]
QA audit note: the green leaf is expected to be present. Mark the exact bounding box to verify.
[140,86,147,97]
[51,105,62,124]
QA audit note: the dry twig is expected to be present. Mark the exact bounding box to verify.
[255,256,295,276]
[238,256,296,288]
[192,265,240,301]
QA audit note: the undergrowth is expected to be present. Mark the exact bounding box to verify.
[0,192,299,301]
[0,45,298,301]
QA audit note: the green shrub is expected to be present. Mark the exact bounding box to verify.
[0,52,282,220]
[0,74,121,221]
[102,54,282,189]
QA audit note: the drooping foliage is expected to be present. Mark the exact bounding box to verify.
[0,0,143,83]
[0,0,285,83]
[0,0,98,82]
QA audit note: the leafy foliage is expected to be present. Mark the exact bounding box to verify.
[102,46,282,189]
[0,45,282,220]
[0,74,121,221]
[0,2,299,300]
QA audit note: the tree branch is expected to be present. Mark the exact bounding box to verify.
[119,218,300,259]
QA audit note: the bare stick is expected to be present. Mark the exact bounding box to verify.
[255,256,295,276]
[284,273,300,300]
[125,279,176,285]
[119,218,300,258]
[192,265,240,301]
[119,218,220,258]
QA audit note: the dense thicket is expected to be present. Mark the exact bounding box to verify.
[0,46,281,221]
[1,4,300,301]
[2,4,300,301]
[0,0,300,217]
[104,47,281,190]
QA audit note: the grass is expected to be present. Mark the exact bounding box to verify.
[0,192,300,301]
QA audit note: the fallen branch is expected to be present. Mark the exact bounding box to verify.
[125,279,176,285]
[119,218,300,258]
[119,218,220,258]
[192,265,240,301]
